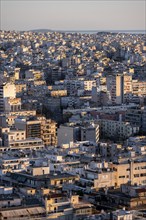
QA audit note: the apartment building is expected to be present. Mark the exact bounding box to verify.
[57,123,80,146]
[81,123,99,144]
[15,116,41,138]
[99,119,139,140]
[50,90,67,97]
[8,138,44,151]
[44,193,71,213]
[110,159,146,187]
[25,69,44,81]
[38,117,57,146]
[132,80,146,97]
[0,157,29,176]
[83,80,96,91]
[106,75,123,105]
[15,83,26,94]
[123,74,133,103]
[4,97,22,112]
[0,83,16,112]
[3,129,26,146]
[125,106,143,127]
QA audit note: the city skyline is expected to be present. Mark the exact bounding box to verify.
[1,0,145,31]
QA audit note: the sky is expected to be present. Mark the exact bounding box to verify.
[1,0,145,31]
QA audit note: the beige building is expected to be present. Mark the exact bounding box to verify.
[44,193,71,213]
[132,80,146,97]
[27,166,50,176]
[83,159,146,190]
[83,80,96,91]
[106,75,123,105]
[38,116,57,146]
[110,159,146,187]
[0,82,16,112]
[50,90,67,97]
[123,74,133,103]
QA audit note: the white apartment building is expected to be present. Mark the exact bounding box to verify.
[3,129,26,146]
[4,137,44,151]
[0,157,30,176]
[0,83,16,112]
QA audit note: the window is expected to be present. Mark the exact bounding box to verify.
[134,174,139,177]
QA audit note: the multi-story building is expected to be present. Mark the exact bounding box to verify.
[110,159,146,187]
[0,157,30,176]
[57,123,80,146]
[4,97,22,112]
[99,119,139,140]
[0,83,16,112]
[83,80,96,91]
[3,137,44,151]
[38,116,57,146]
[125,106,143,128]
[15,116,41,138]
[123,74,133,103]
[3,129,26,146]
[15,82,26,95]
[81,123,99,144]
[50,90,67,97]
[44,193,71,214]
[106,75,123,105]
[132,80,146,97]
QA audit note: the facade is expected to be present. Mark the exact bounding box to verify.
[0,83,16,112]
[106,75,123,105]
[15,117,41,138]
[3,129,26,146]
[57,124,80,146]
[38,117,57,146]
[125,106,143,128]
[3,137,44,151]
[100,119,139,140]
[4,97,21,112]
[44,193,71,213]
[110,159,146,187]
[0,157,29,176]
[123,74,133,103]
[81,123,99,143]
[132,80,146,97]
[142,105,146,133]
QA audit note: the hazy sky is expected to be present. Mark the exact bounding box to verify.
[1,0,145,31]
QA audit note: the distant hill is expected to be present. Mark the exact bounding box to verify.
[28,29,145,34]
[29,29,52,33]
